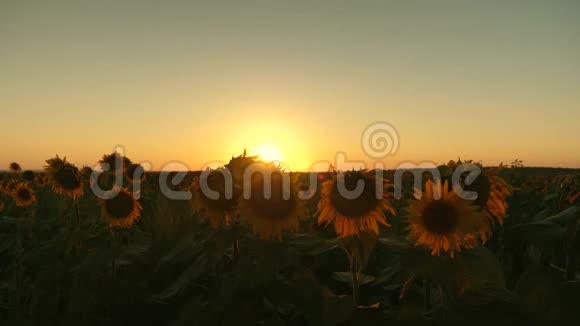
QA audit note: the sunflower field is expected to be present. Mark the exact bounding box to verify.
[1,152,580,325]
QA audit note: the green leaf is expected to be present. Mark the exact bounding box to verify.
[154,254,209,302]
[376,236,414,251]
[542,206,580,225]
[369,260,403,287]
[332,272,376,286]
[400,247,505,289]
[507,221,567,245]
[287,233,338,256]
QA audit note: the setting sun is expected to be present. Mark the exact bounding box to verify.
[253,144,283,163]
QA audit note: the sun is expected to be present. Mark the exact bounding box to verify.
[254,144,283,163]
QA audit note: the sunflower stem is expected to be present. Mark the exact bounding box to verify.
[110,228,118,281]
[74,198,80,227]
[233,239,240,260]
[424,279,432,312]
[351,255,360,306]
[74,198,81,255]
[566,224,579,281]
[14,221,24,315]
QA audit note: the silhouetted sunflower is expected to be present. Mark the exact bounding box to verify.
[462,166,513,226]
[45,156,84,199]
[34,174,49,187]
[317,170,395,238]
[12,183,36,207]
[99,188,142,228]
[126,164,146,184]
[192,168,239,227]
[407,180,487,257]
[99,152,132,174]
[237,165,307,240]
[1,179,17,194]
[9,162,21,173]
[225,149,259,184]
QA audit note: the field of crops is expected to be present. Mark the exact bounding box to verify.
[1,152,579,325]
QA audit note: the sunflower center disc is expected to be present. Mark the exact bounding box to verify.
[422,200,460,235]
[105,192,135,219]
[330,173,378,218]
[55,168,81,190]
[17,188,32,201]
[248,173,294,219]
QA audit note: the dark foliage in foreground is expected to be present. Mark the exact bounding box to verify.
[0,167,579,325]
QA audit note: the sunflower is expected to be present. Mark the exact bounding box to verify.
[126,163,146,184]
[1,179,17,194]
[191,168,239,227]
[11,182,36,207]
[225,149,259,184]
[34,173,48,187]
[99,152,132,174]
[45,156,84,199]
[317,170,395,238]
[237,165,307,240]
[9,162,21,173]
[407,179,487,257]
[99,187,142,228]
[462,166,513,226]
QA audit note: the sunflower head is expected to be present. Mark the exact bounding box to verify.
[225,149,259,184]
[463,173,491,208]
[34,173,48,187]
[317,170,395,238]
[237,164,306,240]
[437,164,453,179]
[456,164,512,225]
[12,182,36,207]
[407,180,487,257]
[45,156,83,199]
[192,168,240,227]
[99,188,142,228]
[100,152,132,174]
[1,179,18,194]
[9,162,21,173]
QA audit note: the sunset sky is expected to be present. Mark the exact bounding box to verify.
[2,1,579,171]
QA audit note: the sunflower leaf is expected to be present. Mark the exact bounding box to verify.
[507,221,567,245]
[332,272,376,286]
[542,206,580,225]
